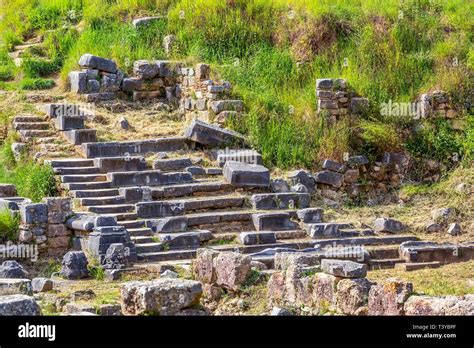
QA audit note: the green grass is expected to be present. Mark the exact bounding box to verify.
[0,139,58,202]
[0,209,20,241]
[19,77,55,90]
[0,0,472,169]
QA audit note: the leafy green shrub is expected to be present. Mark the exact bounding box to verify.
[0,140,58,202]
[0,209,20,241]
[358,120,402,156]
[406,119,464,166]
[22,58,58,78]
[20,78,55,90]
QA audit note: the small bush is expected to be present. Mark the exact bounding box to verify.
[22,58,58,78]
[0,141,58,202]
[0,209,20,241]
[20,78,55,90]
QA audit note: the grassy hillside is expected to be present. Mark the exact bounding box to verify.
[0,0,473,170]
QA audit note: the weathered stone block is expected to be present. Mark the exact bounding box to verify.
[0,279,32,296]
[208,100,243,114]
[78,54,117,73]
[288,170,316,193]
[0,184,17,198]
[322,159,345,173]
[321,259,367,278]
[43,197,72,224]
[250,193,310,210]
[32,278,53,293]
[240,231,277,245]
[336,278,373,315]
[185,119,244,146]
[214,252,251,291]
[54,116,84,131]
[61,251,89,280]
[0,294,41,315]
[68,71,87,94]
[404,295,474,316]
[297,208,324,223]
[252,212,298,231]
[63,129,97,145]
[223,161,270,188]
[373,217,405,233]
[368,278,413,315]
[120,278,202,315]
[314,171,343,188]
[192,249,219,284]
[136,201,185,218]
[20,203,48,224]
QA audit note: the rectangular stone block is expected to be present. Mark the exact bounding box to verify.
[148,216,188,233]
[252,212,298,231]
[94,156,146,173]
[54,116,84,131]
[43,197,72,224]
[208,100,243,114]
[240,232,276,245]
[250,193,310,210]
[152,158,193,171]
[223,161,270,188]
[63,129,97,145]
[20,204,48,224]
[0,184,17,198]
[82,138,190,158]
[78,54,117,73]
[136,201,185,218]
[185,119,244,147]
[69,71,87,94]
[119,187,151,203]
[107,171,192,187]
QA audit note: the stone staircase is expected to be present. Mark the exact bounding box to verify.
[12,103,419,269]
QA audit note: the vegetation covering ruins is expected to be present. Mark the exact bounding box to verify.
[0,0,472,317]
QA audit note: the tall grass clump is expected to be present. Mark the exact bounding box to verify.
[0,209,20,241]
[0,139,57,202]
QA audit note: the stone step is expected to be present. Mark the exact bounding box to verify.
[366,245,400,260]
[63,181,113,190]
[86,204,135,214]
[120,220,147,229]
[54,166,100,175]
[20,129,55,140]
[13,122,50,130]
[38,144,74,152]
[186,210,253,226]
[111,212,139,221]
[151,181,233,199]
[180,195,245,212]
[369,258,405,270]
[61,174,108,183]
[394,261,441,271]
[107,170,193,188]
[339,228,375,238]
[152,158,193,171]
[13,116,45,123]
[79,196,126,206]
[71,188,120,198]
[137,249,197,262]
[135,243,164,253]
[47,159,96,168]
[131,236,155,244]
[34,137,59,144]
[126,227,154,236]
[82,137,191,158]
